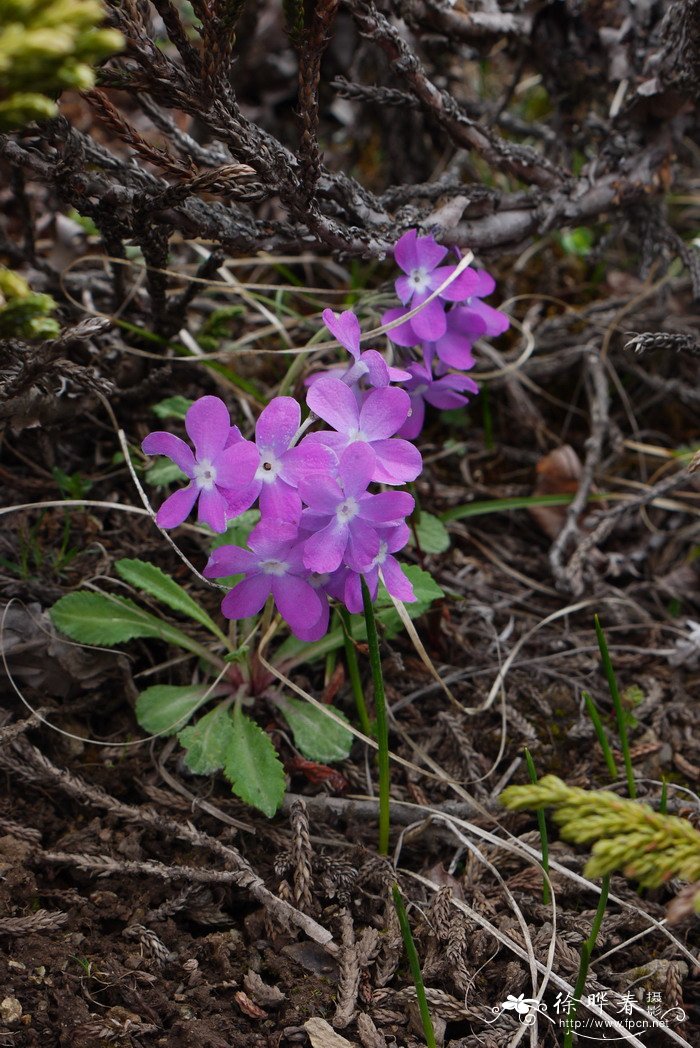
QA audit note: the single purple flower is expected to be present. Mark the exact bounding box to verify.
[204,521,325,641]
[243,396,336,525]
[343,522,416,613]
[391,229,480,341]
[306,376,422,485]
[142,396,259,533]
[397,360,480,439]
[322,308,409,388]
[298,443,415,574]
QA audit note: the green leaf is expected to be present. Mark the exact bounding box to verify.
[275,696,352,762]
[224,705,286,817]
[115,558,225,641]
[152,395,193,420]
[388,564,444,609]
[136,684,211,736]
[409,512,450,554]
[146,458,186,488]
[210,509,260,552]
[179,704,234,774]
[50,591,215,661]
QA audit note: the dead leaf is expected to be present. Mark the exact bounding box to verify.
[304,1017,358,1048]
[234,990,266,1019]
[529,445,583,539]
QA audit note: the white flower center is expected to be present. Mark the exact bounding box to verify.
[336,497,359,524]
[193,459,217,491]
[260,558,288,576]
[372,540,388,568]
[347,428,369,442]
[408,266,430,293]
[255,449,281,484]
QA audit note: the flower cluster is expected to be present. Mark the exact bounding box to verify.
[381,230,509,430]
[142,231,507,640]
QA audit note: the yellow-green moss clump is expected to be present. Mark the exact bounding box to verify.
[0,0,123,130]
[0,267,60,338]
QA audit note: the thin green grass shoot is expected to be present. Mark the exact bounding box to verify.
[361,577,390,856]
[524,747,550,905]
[392,884,437,1048]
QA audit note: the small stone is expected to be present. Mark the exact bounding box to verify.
[0,997,22,1024]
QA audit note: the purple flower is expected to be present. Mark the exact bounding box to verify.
[298,443,415,574]
[306,376,422,485]
[142,396,259,533]
[244,397,336,525]
[322,308,409,388]
[382,268,508,361]
[391,229,480,341]
[397,359,480,439]
[343,522,416,613]
[204,521,326,641]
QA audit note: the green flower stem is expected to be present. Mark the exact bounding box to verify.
[594,615,636,798]
[338,608,372,737]
[361,576,390,856]
[563,874,611,1048]
[582,690,618,781]
[392,884,436,1048]
[524,748,550,905]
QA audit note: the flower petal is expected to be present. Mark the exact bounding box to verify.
[346,519,380,571]
[410,292,447,342]
[467,298,510,337]
[359,349,390,388]
[338,442,376,498]
[395,274,413,305]
[381,307,420,348]
[292,593,330,642]
[381,557,416,602]
[359,386,410,440]
[323,308,361,359]
[425,374,479,409]
[358,490,415,523]
[307,376,359,435]
[185,396,231,461]
[370,439,422,484]
[303,521,348,573]
[248,519,298,558]
[197,486,229,533]
[431,264,480,302]
[204,545,258,577]
[221,480,260,518]
[298,473,343,513]
[471,269,496,297]
[255,397,301,456]
[271,575,323,638]
[415,233,448,271]
[281,440,337,484]
[154,483,198,529]
[393,228,418,273]
[259,480,302,525]
[141,432,195,478]
[214,439,260,488]
[221,574,271,619]
[397,394,425,439]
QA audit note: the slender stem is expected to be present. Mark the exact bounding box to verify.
[594,615,636,798]
[563,874,611,1048]
[338,608,372,736]
[392,884,436,1048]
[361,576,390,856]
[659,776,668,815]
[582,690,618,781]
[524,748,550,905]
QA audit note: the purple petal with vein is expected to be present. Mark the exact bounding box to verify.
[141,432,195,477]
[185,396,230,461]
[221,574,271,619]
[155,484,198,528]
